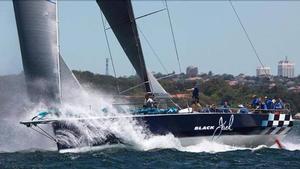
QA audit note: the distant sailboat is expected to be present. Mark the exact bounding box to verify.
[18,0,294,151]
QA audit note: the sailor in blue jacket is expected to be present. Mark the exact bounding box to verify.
[251,95,260,108]
[274,99,284,109]
[260,102,267,110]
[265,96,274,109]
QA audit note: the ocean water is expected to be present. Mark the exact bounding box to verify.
[1,121,299,169]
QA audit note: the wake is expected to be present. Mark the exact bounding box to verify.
[57,136,300,154]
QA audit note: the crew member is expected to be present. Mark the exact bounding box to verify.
[274,99,284,109]
[144,92,155,108]
[251,95,260,109]
[191,100,202,112]
[192,82,200,102]
[265,96,274,109]
[260,98,267,111]
[237,104,249,114]
[222,101,232,113]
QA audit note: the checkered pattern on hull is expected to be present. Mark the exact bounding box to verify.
[261,114,293,135]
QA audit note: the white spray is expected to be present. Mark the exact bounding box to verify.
[1,77,300,153]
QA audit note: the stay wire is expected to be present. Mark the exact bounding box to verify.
[229,0,270,77]
[119,73,176,95]
[36,125,58,142]
[137,26,169,74]
[100,11,121,94]
[30,126,57,143]
[165,0,182,74]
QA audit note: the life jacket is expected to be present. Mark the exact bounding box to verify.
[274,102,283,109]
[260,103,267,110]
[266,99,273,109]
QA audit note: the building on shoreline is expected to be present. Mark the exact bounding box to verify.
[256,66,271,77]
[186,66,198,77]
[278,57,295,78]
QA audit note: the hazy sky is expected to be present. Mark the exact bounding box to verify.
[1,1,300,76]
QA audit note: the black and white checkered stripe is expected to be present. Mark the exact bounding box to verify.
[261,114,293,135]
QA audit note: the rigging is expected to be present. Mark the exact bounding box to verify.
[100,11,121,94]
[137,26,169,74]
[229,0,270,77]
[104,8,166,31]
[165,0,182,74]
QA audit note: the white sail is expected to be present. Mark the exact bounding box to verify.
[147,71,170,99]
[59,55,83,103]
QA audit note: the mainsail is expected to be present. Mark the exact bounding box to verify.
[96,0,151,92]
[97,0,170,98]
[13,0,61,104]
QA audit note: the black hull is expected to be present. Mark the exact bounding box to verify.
[52,113,293,151]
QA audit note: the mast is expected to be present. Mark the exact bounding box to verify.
[96,0,151,93]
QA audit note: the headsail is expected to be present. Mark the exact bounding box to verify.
[59,55,83,103]
[96,0,151,92]
[147,72,170,99]
[13,0,61,105]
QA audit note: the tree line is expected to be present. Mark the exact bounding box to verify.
[73,70,300,114]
